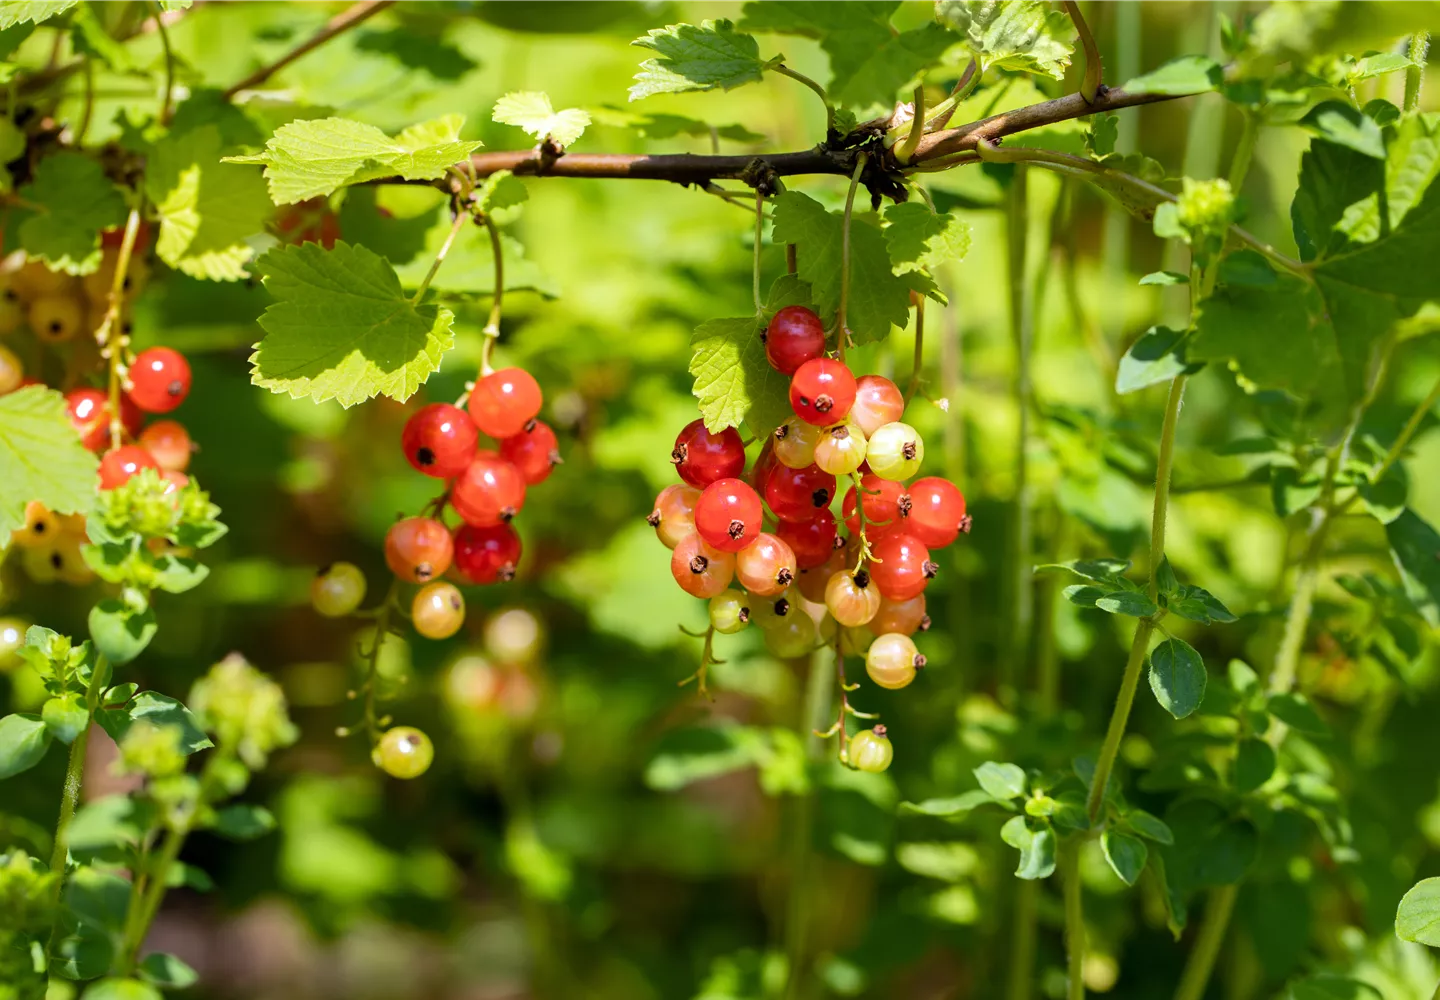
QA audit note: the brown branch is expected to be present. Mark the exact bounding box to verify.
[222,0,394,100]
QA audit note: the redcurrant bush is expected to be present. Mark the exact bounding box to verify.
[671,418,745,488]
[842,475,905,535]
[402,403,478,479]
[385,517,454,583]
[709,589,750,634]
[813,421,867,476]
[763,612,817,658]
[777,509,838,569]
[763,462,835,522]
[850,375,905,436]
[468,367,543,438]
[99,446,160,489]
[773,417,822,469]
[764,305,826,374]
[825,569,881,627]
[866,422,924,481]
[870,594,929,636]
[128,347,192,413]
[373,726,434,779]
[138,420,193,472]
[790,358,857,426]
[694,477,763,552]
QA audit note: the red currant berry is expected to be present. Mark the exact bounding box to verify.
[499,419,561,485]
[870,594,929,636]
[868,533,938,601]
[825,568,881,627]
[468,367,542,439]
[670,533,736,598]
[453,523,522,584]
[67,389,140,451]
[649,483,701,550]
[98,445,160,489]
[413,581,466,639]
[842,474,905,536]
[764,306,826,375]
[160,470,189,495]
[736,532,797,596]
[777,508,838,569]
[138,420,193,472]
[851,375,904,437]
[128,347,191,413]
[403,403,478,479]
[763,462,836,523]
[672,418,745,489]
[451,452,526,527]
[695,478,763,553]
[798,543,848,603]
[866,633,924,690]
[749,437,777,493]
[385,516,454,583]
[903,477,969,549]
[789,358,856,426]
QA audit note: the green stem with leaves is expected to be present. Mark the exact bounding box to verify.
[771,63,834,134]
[411,207,470,306]
[1406,32,1431,112]
[48,655,108,896]
[1171,884,1238,1000]
[480,214,505,376]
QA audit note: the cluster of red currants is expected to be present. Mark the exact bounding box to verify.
[651,305,969,771]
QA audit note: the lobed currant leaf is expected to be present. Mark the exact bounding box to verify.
[15,151,127,274]
[934,0,1074,80]
[0,386,98,539]
[492,91,591,146]
[0,1,77,29]
[628,19,777,101]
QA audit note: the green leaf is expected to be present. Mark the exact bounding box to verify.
[15,151,126,273]
[88,599,157,666]
[1000,815,1056,880]
[1148,638,1206,719]
[0,713,51,779]
[151,555,209,594]
[95,691,212,755]
[1126,809,1174,844]
[1299,101,1386,159]
[146,125,273,281]
[224,116,481,205]
[1387,509,1440,624]
[629,19,775,101]
[899,789,1001,817]
[79,979,162,1000]
[1167,584,1238,625]
[1234,737,1276,793]
[70,2,130,71]
[42,693,88,745]
[644,724,766,791]
[1101,829,1148,885]
[1122,55,1224,95]
[1287,978,1384,1000]
[1357,467,1406,525]
[137,953,199,989]
[884,202,972,275]
[1116,326,1192,394]
[211,804,277,840]
[689,274,806,436]
[1139,270,1188,286]
[973,761,1026,800]
[0,1,76,29]
[250,242,456,407]
[1396,877,1440,946]
[1291,133,1385,263]
[475,169,528,218]
[1035,558,1131,584]
[1266,692,1328,734]
[934,0,1074,80]
[772,191,911,346]
[492,91,591,147]
[0,386,98,538]
[1094,590,1160,617]
[1271,466,1324,518]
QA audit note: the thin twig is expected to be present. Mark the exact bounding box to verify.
[99,207,144,451]
[771,63,834,134]
[836,153,867,363]
[907,296,925,398]
[410,209,469,306]
[753,188,765,314]
[1064,1,1103,103]
[480,214,505,377]
[152,0,176,124]
[895,85,927,165]
[222,0,394,100]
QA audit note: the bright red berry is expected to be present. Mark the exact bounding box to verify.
[868,533,938,601]
[694,477,763,553]
[672,419,745,489]
[468,368,542,439]
[789,358,856,426]
[499,420,561,485]
[763,462,836,523]
[128,347,191,413]
[385,516,454,583]
[670,534,735,598]
[842,475,906,537]
[736,532,797,596]
[160,470,189,494]
[903,477,969,549]
[403,403,478,479]
[451,452,526,527]
[765,306,826,375]
[649,484,701,550]
[98,445,160,489]
[138,420,192,472]
[453,523,522,584]
[851,375,905,436]
[777,508,838,569]
[67,389,141,451]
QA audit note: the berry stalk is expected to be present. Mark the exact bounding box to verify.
[99,205,144,450]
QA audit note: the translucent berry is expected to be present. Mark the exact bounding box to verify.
[672,418,745,488]
[748,592,795,630]
[777,508,838,569]
[385,516,454,583]
[138,420,192,472]
[128,347,191,413]
[773,417,821,470]
[764,306,826,374]
[670,534,735,598]
[866,633,925,690]
[849,726,893,772]
[483,607,544,663]
[903,477,969,549]
[825,569,881,627]
[838,624,873,657]
[28,296,84,343]
[789,358,856,426]
[451,452,526,527]
[373,726,434,779]
[413,581,466,639]
[709,588,751,634]
[0,344,23,394]
[453,522,522,584]
[312,562,366,617]
[649,483,701,550]
[869,533,937,601]
[851,375,905,437]
[870,594,929,636]
[67,388,141,451]
[763,462,835,523]
[13,502,59,548]
[735,532,797,597]
[813,421,867,476]
[468,367,542,439]
[98,445,160,490]
[499,419,561,485]
[764,612,818,658]
[402,403,478,479]
[867,422,923,481]
[695,477,763,553]
[11,261,72,300]
[842,474,905,537]
[798,544,848,603]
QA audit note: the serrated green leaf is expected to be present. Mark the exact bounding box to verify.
[0,1,76,29]
[1387,509,1440,625]
[0,386,98,538]
[95,691,212,754]
[15,151,127,273]
[0,713,51,779]
[1095,590,1159,617]
[250,242,455,407]
[973,761,1026,800]
[935,0,1073,79]
[884,202,972,276]
[70,1,130,71]
[1116,326,1191,394]
[475,169,528,218]
[224,116,481,205]
[1000,815,1056,879]
[1300,101,1385,159]
[1167,584,1237,625]
[1149,638,1206,719]
[147,125,272,281]
[1122,55,1224,95]
[1101,829,1148,885]
[1397,877,1440,946]
[1035,557,1131,584]
[689,314,788,438]
[493,91,590,147]
[629,19,774,101]
[772,191,910,346]
[899,788,1001,817]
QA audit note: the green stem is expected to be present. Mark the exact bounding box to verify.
[1227,111,1258,193]
[906,295,925,398]
[1003,164,1033,695]
[1371,374,1440,486]
[771,63,834,134]
[360,579,401,743]
[1171,884,1238,1000]
[1061,839,1087,1000]
[480,213,505,376]
[1406,33,1431,113]
[1063,1,1102,103]
[1006,879,1039,1000]
[151,0,175,123]
[783,654,832,1000]
[101,206,144,449]
[49,655,107,891]
[835,153,867,364]
[753,188,765,314]
[895,85,927,165]
[118,826,183,973]
[410,207,469,307]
